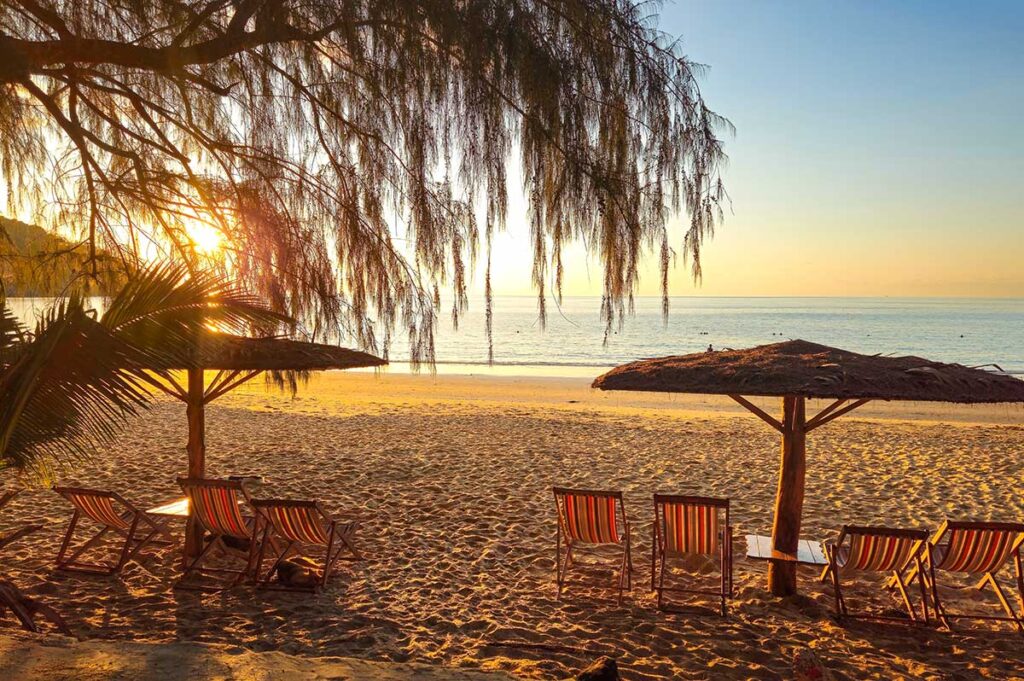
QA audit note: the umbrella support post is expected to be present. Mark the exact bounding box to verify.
[768,395,806,596]
[184,368,206,560]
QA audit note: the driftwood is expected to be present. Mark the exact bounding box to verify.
[0,580,75,637]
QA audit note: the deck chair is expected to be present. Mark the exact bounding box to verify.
[820,525,929,623]
[53,487,174,575]
[919,521,1024,631]
[652,494,733,615]
[251,499,362,592]
[176,478,262,589]
[553,487,633,604]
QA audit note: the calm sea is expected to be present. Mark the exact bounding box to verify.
[8,296,1023,376]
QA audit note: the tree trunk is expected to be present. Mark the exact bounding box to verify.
[183,368,206,559]
[768,395,806,596]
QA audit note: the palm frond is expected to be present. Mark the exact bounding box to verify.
[0,298,151,481]
[0,301,27,354]
[101,261,291,367]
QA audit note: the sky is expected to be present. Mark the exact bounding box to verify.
[486,0,1024,298]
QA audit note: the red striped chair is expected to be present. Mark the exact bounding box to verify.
[177,478,263,588]
[652,495,733,614]
[250,499,362,592]
[53,487,174,575]
[553,487,632,604]
[820,525,929,623]
[921,520,1024,631]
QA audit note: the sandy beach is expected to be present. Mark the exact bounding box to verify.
[2,369,1023,680]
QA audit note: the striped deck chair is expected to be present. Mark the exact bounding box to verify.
[176,478,262,588]
[920,521,1024,631]
[820,525,929,623]
[54,487,174,575]
[652,495,733,615]
[251,499,362,592]
[553,487,633,604]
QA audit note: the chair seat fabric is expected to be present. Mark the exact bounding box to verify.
[561,494,620,544]
[932,528,1019,574]
[662,503,719,555]
[836,533,918,572]
[64,491,132,531]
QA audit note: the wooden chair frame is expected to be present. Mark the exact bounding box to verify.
[820,525,929,624]
[553,487,633,604]
[53,486,174,576]
[917,520,1024,632]
[251,499,363,593]
[651,494,733,615]
[175,477,264,590]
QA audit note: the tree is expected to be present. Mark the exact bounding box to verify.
[0,261,283,480]
[0,1,730,362]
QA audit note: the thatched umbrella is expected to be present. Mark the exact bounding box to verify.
[593,339,1024,596]
[145,331,385,555]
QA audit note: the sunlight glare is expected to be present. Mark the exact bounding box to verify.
[186,221,224,254]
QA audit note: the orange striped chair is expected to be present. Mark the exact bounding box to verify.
[921,520,1024,631]
[820,525,929,623]
[553,487,632,603]
[250,499,362,592]
[54,487,173,575]
[177,478,263,588]
[652,495,733,614]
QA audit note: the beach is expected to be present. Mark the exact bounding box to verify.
[2,369,1023,680]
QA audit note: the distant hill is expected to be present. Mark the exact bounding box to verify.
[0,217,124,296]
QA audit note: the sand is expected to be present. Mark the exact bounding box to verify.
[0,631,515,680]
[1,370,1023,680]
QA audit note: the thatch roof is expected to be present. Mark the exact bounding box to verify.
[592,340,1024,404]
[160,332,386,372]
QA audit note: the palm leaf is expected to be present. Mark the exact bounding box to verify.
[0,298,151,481]
[101,261,291,368]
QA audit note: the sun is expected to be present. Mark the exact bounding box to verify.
[185,221,224,254]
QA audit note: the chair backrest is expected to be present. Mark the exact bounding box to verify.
[932,521,1024,574]
[177,478,251,539]
[252,499,330,545]
[54,486,132,531]
[838,525,928,572]
[553,487,624,545]
[655,494,728,555]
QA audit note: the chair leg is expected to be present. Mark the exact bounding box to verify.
[113,516,141,574]
[1015,550,1024,622]
[617,547,626,605]
[657,552,667,610]
[915,555,930,625]
[828,547,845,618]
[651,527,657,592]
[625,537,633,591]
[555,525,562,597]
[181,534,220,579]
[61,525,112,568]
[892,570,917,622]
[983,573,1024,632]
[55,512,81,567]
[928,562,951,629]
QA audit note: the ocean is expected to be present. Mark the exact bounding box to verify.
[8,296,1023,377]
[401,296,1024,376]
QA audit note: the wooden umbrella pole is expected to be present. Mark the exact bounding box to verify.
[184,368,206,559]
[768,395,806,596]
